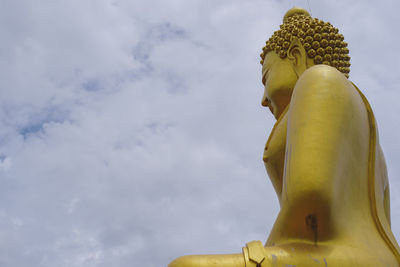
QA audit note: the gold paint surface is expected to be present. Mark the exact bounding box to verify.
[168,7,400,267]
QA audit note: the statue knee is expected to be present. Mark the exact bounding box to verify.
[168,255,202,267]
[168,253,246,267]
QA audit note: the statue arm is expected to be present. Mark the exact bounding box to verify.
[275,65,370,241]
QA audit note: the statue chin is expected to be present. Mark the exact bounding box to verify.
[168,7,400,267]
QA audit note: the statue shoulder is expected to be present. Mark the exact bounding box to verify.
[298,65,350,90]
[292,65,361,109]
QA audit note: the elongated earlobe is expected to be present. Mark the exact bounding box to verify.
[287,37,308,77]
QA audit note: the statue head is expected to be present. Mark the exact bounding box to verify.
[260,8,351,119]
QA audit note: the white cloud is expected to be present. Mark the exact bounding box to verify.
[0,0,399,266]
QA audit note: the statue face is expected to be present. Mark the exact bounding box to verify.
[262,51,298,119]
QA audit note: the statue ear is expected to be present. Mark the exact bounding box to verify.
[287,37,308,77]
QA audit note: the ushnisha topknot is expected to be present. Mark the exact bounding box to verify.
[283,7,311,23]
[260,7,351,78]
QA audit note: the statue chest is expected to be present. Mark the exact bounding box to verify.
[263,112,288,197]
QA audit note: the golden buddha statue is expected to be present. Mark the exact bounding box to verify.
[169,7,400,266]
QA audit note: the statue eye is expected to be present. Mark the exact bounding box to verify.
[262,69,269,85]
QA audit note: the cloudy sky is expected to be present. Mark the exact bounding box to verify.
[1,0,399,266]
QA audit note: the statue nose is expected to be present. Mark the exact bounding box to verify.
[261,93,270,107]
